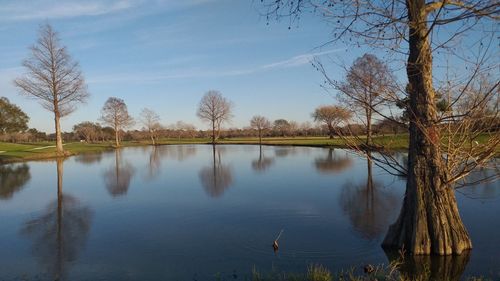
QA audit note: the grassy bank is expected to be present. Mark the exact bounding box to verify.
[247,264,489,281]
[0,135,400,163]
[215,135,409,150]
[0,139,209,163]
[1,133,497,164]
[0,142,113,163]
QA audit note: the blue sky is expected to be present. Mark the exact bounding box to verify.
[0,0,376,133]
[2,0,495,133]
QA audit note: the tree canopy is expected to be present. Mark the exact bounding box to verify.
[0,97,29,134]
[312,105,351,138]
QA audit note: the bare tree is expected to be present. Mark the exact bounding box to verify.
[312,105,352,139]
[288,121,300,137]
[273,119,290,137]
[174,121,197,139]
[260,0,499,255]
[300,121,313,137]
[100,97,134,147]
[14,24,89,155]
[329,54,396,144]
[250,115,272,145]
[139,108,161,145]
[73,122,100,143]
[196,90,233,144]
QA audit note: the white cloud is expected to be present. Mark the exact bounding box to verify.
[0,0,221,22]
[87,49,345,84]
[262,49,345,69]
[0,0,141,21]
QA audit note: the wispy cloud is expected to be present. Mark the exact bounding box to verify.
[87,49,345,84]
[0,0,221,22]
[261,49,343,69]
[0,0,141,21]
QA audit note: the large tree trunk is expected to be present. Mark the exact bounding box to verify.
[382,0,472,255]
[54,111,64,155]
[114,124,120,147]
[366,110,372,145]
[150,130,156,146]
[212,121,216,145]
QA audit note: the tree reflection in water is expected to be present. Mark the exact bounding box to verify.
[274,147,297,158]
[103,149,135,197]
[0,163,31,200]
[340,157,399,240]
[145,146,161,180]
[166,145,197,162]
[314,148,352,174]
[251,145,274,172]
[20,159,92,281]
[143,145,198,181]
[74,153,102,165]
[199,145,233,198]
[385,250,470,281]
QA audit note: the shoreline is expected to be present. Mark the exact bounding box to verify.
[3,133,497,164]
[0,136,409,164]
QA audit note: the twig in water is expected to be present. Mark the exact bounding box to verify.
[272,229,284,252]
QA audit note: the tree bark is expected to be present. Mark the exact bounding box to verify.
[382,0,472,255]
[54,111,64,155]
[114,125,120,147]
[366,110,372,146]
[212,121,216,145]
[150,130,155,146]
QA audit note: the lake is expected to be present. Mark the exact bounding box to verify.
[0,145,498,280]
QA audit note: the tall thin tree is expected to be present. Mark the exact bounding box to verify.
[100,97,134,147]
[15,24,89,155]
[250,115,271,145]
[139,108,161,145]
[332,54,395,145]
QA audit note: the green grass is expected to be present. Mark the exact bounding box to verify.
[0,142,114,163]
[248,264,491,281]
[216,134,410,150]
[1,133,497,163]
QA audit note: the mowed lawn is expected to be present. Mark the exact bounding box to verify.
[217,135,409,149]
[1,133,497,163]
[0,142,114,163]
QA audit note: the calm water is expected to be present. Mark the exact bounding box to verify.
[0,145,498,280]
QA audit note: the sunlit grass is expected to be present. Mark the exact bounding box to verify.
[1,133,497,163]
